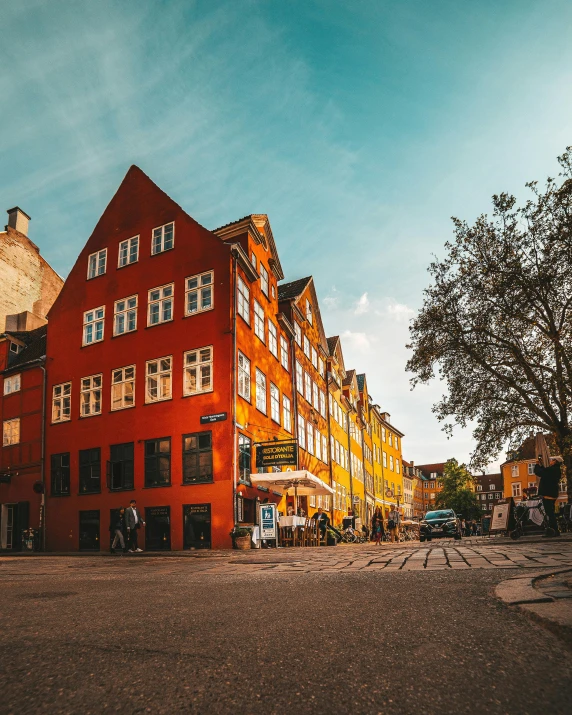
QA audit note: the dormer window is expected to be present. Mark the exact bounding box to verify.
[151,222,174,255]
[9,342,21,354]
[87,249,107,279]
[306,299,313,325]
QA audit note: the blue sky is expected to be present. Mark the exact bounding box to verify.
[2,0,571,469]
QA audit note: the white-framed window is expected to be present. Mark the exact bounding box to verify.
[83,306,105,345]
[237,276,250,324]
[303,335,311,358]
[311,346,318,369]
[390,455,394,471]
[312,382,319,410]
[283,395,292,432]
[260,263,269,296]
[151,222,174,254]
[280,335,289,370]
[298,414,306,450]
[238,352,250,400]
[255,369,267,413]
[145,356,172,403]
[476,484,482,491]
[254,301,265,342]
[396,459,400,474]
[389,433,393,447]
[319,390,326,418]
[296,360,304,395]
[495,492,501,499]
[87,248,107,279]
[318,357,324,377]
[3,374,21,395]
[322,434,328,464]
[304,372,312,402]
[315,429,321,460]
[294,323,302,346]
[307,422,314,455]
[527,462,535,475]
[9,342,21,354]
[306,299,313,325]
[114,296,137,335]
[118,236,139,267]
[52,382,71,423]
[185,271,213,315]
[488,493,493,499]
[489,483,496,491]
[250,252,257,269]
[3,418,20,446]
[111,365,135,411]
[148,284,173,325]
[559,479,566,494]
[511,464,519,477]
[184,346,213,395]
[382,451,387,468]
[268,321,278,358]
[382,427,386,442]
[80,374,102,417]
[270,383,280,423]
[395,436,399,450]
[512,482,521,498]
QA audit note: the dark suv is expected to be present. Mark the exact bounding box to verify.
[420,509,462,542]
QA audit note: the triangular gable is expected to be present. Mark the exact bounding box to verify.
[281,276,328,356]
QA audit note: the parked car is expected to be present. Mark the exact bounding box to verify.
[419,509,462,541]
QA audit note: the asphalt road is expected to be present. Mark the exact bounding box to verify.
[1,553,571,714]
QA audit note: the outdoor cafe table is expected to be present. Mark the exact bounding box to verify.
[278,515,307,546]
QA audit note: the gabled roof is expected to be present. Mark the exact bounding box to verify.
[327,336,339,356]
[278,276,312,301]
[343,368,356,387]
[2,325,47,371]
[213,214,284,280]
[417,463,446,477]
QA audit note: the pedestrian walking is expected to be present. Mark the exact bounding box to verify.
[125,499,146,552]
[388,505,400,543]
[534,455,563,536]
[109,507,127,553]
[371,506,385,545]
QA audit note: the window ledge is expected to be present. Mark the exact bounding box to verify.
[182,389,214,398]
[143,398,173,406]
[142,484,173,489]
[180,481,214,486]
[145,318,174,329]
[183,307,215,319]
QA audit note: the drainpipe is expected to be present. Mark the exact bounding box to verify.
[290,322,299,470]
[231,252,238,524]
[39,363,47,551]
[346,408,354,517]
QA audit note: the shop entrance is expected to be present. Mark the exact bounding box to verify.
[183,504,211,549]
[145,506,171,550]
[0,502,29,551]
[79,510,100,551]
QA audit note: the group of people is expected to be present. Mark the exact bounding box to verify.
[370,505,401,544]
[460,519,479,537]
[109,500,146,553]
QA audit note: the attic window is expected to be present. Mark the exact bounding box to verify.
[306,299,313,325]
[9,342,21,354]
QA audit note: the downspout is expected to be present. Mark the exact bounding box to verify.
[39,362,47,551]
[346,408,354,516]
[231,251,238,524]
[290,317,299,471]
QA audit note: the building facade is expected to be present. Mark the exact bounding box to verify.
[473,473,504,513]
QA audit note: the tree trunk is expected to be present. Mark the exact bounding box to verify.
[555,431,572,504]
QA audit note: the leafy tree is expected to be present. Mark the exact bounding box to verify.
[407,148,572,501]
[434,459,482,519]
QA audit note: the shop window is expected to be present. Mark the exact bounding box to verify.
[145,506,171,550]
[51,453,70,496]
[183,432,213,484]
[183,504,211,549]
[79,447,101,494]
[144,437,171,487]
[79,510,100,551]
[108,442,134,491]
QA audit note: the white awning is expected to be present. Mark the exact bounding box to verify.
[249,470,334,496]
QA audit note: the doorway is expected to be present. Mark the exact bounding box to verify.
[145,506,171,550]
[183,504,211,549]
[0,502,29,550]
[79,510,100,551]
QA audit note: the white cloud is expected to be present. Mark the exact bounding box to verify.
[354,292,370,315]
[375,299,415,322]
[340,330,372,353]
[323,285,340,309]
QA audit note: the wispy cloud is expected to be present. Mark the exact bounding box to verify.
[354,292,370,315]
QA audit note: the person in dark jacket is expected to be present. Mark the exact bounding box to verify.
[109,507,127,553]
[125,500,146,552]
[371,506,385,545]
[534,456,562,536]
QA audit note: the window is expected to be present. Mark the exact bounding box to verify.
[382,427,386,442]
[255,369,267,413]
[111,365,135,410]
[303,335,311,358]
[9,342,20,354]
[312,382,319,410]
[148,284,173,325]
[296,361,303,394]
[298,414,306,450]
[151,222,174,254]
[280,335,289,370]
[383,451,387,468]
[254,301,265,342]
[109,442,134,491]
[512,482,521,498]
[118,236,139,267]
[311,346,318,369]
[3,374,21,395]
[390,455,394,471]
[2,418,19,446]
[489,484,496,491]
[268,322,278,357]
[145,357,172,402]
[511,464,519,477]
[83,306,105,345]
[251,252,257,269]
[87,248,107,279]
[260,263,269,296]
[476,484,482,491]
[322,434,328,464]
[238,434,252,482]
[283,395,292,432]
[294,323,302,346]
[51,453,70,496]
[315,429,321,460]
[306,299,313,325]
[237,276,250,324]
[183,432,213,484]
[527,463,535,475]
[52,382,71,422]
[79,448,101,494]
[389,433,393,447]
[319,390,326,418]
[185,271,213,315]
[395,436,399,450]
[396,459,400,474]
[488,493,493,499]
[184,346,213,395]
[238,352,250,400]
[307,422,314,455]
[144,437,171,487]
[270,383,280,423]
[80,374,102,417]
[304,372,312,402]
[318,357,324,377]
[114,295,137,335]
[495,492,501,499]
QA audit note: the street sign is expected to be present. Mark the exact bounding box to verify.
[200,412,227,424]
[255,441,297,468]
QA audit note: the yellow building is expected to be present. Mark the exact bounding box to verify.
[371,406,385,515]
[379,412,405,517]
[343,370,366,524]
[357,374,375,524]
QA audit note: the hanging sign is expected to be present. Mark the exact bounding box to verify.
[255,441,298,468]
[258,503,277,539]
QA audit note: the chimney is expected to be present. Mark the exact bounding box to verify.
[6,207,31,237]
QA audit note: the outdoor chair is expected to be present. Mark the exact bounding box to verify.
[280,526,295,547]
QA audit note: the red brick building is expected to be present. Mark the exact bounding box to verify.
[45,166,295,551]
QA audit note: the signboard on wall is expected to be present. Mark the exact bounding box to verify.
[255,441,297,468]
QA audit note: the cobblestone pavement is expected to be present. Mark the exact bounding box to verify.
[2,536,572,577]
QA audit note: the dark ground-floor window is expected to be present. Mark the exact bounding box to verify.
[183,431,213,484]
[108,442,134,491]
[79,510,100,551]
[79,447,101,494]
[51,453,70,496]
[183,504,211,549]
[145,506,171,550]
[145,438,171,487]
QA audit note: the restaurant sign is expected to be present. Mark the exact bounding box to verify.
[255,441,298,468]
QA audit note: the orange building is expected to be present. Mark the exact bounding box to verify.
[417,463,447,511]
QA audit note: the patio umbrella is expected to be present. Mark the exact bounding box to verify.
[249,471,334,512]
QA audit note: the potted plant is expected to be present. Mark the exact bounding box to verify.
[326,527,338,546]
[230,527,251,550]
